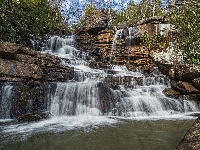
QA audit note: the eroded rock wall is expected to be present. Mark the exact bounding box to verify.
[156,62,200,101]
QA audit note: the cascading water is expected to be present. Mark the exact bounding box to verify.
[0,32,199,121]
[32,33,198,119]
[0,84,13,119]
[50,82,101,116]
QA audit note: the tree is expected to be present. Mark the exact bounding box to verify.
[168,0,200,63]
[0,0,66,44]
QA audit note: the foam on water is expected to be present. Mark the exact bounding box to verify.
[1,115,118,135]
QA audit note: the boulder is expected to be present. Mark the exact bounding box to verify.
[171,80,199,94]
[177,116,200,150]
[163,88,180,99]
[174,65,200,81]
[155,61,200,101]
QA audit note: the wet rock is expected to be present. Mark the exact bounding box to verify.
[154,62,173,76]
[181,82,199,93]
[98,82,119,114]
[0,58,43,80]
[0,82,56,119]
[181,94,200,101]
[174,65,200,81]
[176,116,200,150]
[155,62,200,103]
[17,112,51,123]
[163,88,180,99]
[193,78,200,89]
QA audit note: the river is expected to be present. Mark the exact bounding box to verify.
[0,118,195,150]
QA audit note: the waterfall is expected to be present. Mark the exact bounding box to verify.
[0,34,199,120]
[50,82,101,116]
[0,84,13,119]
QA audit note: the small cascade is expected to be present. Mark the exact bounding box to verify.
[50,82,100,116]
[0,84,13,119]
[127,26,141,45]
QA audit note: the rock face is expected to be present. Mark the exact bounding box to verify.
[76,14,169,72]
[0,40,75,120]
[176,116,200,150]
[76,27,154,71]
[156,62,200,101]
[0,40,74,82]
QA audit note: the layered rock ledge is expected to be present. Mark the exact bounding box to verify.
[0,40,74,82]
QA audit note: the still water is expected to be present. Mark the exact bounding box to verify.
[0,119,194,150]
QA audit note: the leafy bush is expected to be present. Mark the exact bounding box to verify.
[0,0,65,44]
[168,1,200,64]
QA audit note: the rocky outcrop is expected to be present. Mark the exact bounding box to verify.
[177,116,200,150]
[76,13,170,72]
[156,62,200,101]
[77,27,155,71]
[0,40,74,82]
[96,29,114,62]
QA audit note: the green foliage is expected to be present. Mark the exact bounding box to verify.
[112,0,164,26]
[141,33,169,53]
[0,0,65,44]
[168,1,200,64]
